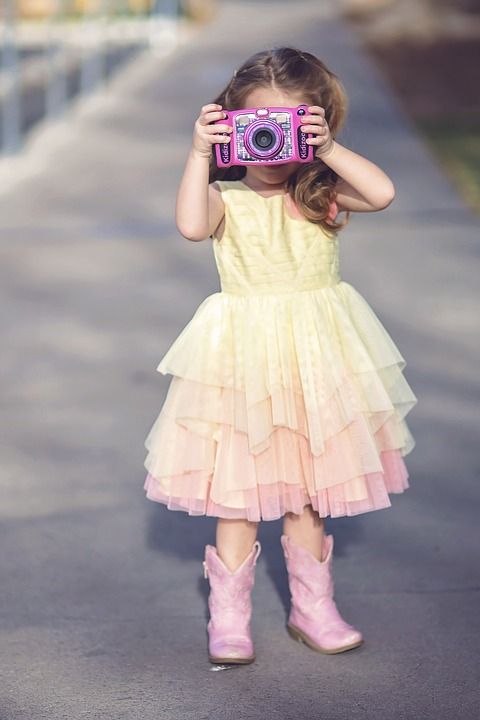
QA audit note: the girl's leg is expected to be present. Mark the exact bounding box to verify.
[282,504,325,560]
[216,518,259,571]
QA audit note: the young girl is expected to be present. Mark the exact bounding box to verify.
[143,46,417,665]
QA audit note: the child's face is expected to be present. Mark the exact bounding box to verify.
[242,86,309,186]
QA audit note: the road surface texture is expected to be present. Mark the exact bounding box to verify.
[1,1,479,718]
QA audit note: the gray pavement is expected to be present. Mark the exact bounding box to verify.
[1,1,479,718]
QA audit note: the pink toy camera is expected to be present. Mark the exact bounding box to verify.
[214,104,315,167]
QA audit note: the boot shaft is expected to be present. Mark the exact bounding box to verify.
[281,533,334,603]
[203,541,262,618]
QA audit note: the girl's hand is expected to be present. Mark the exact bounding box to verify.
[300,106,335,160]
[192,103,233,160]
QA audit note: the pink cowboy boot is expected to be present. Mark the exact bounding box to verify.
[203,540,262,664]
[280,533,363,654]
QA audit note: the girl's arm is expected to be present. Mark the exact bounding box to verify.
[300,106,395,212]
[319,141,396,212]
[176,104,232,241]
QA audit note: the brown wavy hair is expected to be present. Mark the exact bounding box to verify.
[208,46,351,232]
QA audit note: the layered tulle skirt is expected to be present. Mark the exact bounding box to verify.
[143,281,417,521]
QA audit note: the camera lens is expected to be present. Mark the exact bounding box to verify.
[253,128,274,149]
[244,120,284,159]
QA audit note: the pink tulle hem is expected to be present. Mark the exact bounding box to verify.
[143,447,409,522]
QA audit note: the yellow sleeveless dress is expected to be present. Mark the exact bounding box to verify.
[143,179,417,520]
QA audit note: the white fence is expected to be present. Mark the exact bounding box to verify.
[0,0,181,155]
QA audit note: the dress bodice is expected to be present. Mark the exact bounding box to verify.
[211,180,341,295]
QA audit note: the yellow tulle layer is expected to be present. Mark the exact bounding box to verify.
[143,281,417,520]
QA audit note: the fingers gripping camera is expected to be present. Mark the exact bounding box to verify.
[214,104,315,167]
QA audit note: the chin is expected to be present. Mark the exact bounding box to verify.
[262,163,296,179]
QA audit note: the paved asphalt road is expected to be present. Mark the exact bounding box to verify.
[1,1,479,718]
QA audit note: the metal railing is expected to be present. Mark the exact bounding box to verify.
[0,0,181,156]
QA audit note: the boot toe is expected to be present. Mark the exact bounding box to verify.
[289,616,363,653]
[321,626,363,652]
[209,637,254,662]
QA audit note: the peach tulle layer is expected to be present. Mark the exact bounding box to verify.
[143,283,418,521]
[144,374,416,521]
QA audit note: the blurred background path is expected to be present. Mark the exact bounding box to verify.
[1,1,479,718]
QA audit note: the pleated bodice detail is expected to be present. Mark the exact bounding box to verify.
[212,180,341,294]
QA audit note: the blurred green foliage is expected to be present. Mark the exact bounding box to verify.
[417,113,480,213]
